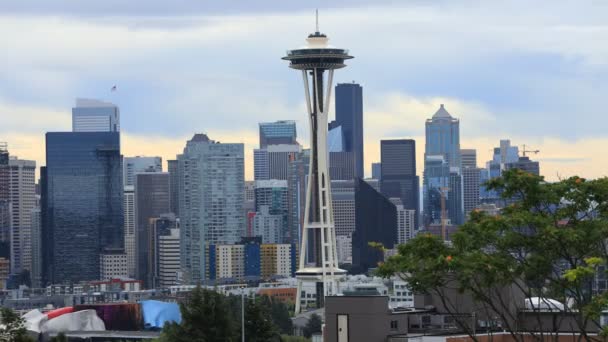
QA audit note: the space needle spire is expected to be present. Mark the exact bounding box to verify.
[282,12,353,313]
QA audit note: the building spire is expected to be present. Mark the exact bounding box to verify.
[315,9,319,33]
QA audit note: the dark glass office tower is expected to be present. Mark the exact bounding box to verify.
[135,172,170,288]
[380,139,419,228]
[352,178,397,273]
[43,132,123,284]
[167,160,179,216]
[335,83,364,179]
[0,143,9,249]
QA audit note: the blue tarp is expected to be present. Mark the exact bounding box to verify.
[141,300,182,330]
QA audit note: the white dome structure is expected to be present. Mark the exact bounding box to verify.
[525,297,566,311]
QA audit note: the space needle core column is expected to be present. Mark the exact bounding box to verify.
[282,16,353,313]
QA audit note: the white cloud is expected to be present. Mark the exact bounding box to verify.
[3,1,608,181]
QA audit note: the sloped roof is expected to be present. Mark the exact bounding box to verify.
[432,104,452,119]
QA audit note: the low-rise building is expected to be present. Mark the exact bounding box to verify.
[100,251,128,280]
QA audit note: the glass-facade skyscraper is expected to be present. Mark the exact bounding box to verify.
[123,156,162,187]
[423,105,463,227]
[334,83,364,179]
[380,139,419,228]
[425,104,461,168]
[42,132,123,284]
[259,120,297,148]
[352,178,397,273]
[72,98,120,133]
[178,134,245,284]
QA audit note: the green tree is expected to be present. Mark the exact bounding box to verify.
[302,313,322,339]
[50,332,68,342]
[378,169,608,341]
[245,296,280,341]
[157,286,236,342]
[266,296,293,335]
[0,307,35,342]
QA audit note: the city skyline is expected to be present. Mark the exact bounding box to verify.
[2,2,608,182]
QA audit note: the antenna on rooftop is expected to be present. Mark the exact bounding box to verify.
[315,9,319,33]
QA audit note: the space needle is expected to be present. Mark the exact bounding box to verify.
[283,12,353,313]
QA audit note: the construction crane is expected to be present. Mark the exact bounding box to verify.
[439,186,450,242]
[521,144,540,157]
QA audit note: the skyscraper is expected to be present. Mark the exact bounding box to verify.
[352,178,397,273]
[149,214,179,288]
[328,125,355,180]
[380,139,419,228]
[330,180,355,237]
[135,172,170,287]
[254,180,289,243]
[123,156,163,280]
[287,150,309,246]
[8,158,36,274]
[334,83,364,179]
[30,207,41,287]
[157,226,180,288]
[178,134,244,284]
[0,143,10,252]
[480,140,523,204]
[72,98,120,132]
[42,132,123,284]
[390,198,416,245]
[424,105,463,227]
[254,144,302,181]
[259,120,297,148]
[425,104,461,168]
[461,148,480,220]
[371,162,382,180]
[123,156,162,187]
[448,169,464,225]
[329,152,355,180]
[460,149,477,168]
[252,206,283,244]
[283,21,352,313]
[167,160,179,216]
[505,156,540,176]
[124,185,136,278]
[423,155,450,226]
[462,167,481,220]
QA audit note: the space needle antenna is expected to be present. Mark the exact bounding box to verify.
[315,9,319,33]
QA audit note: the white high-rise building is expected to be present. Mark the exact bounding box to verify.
[331,180,355,236]
[8,158,36,274]
[123,186,136,278]
[178,134,245,284]
[72,98,120,132]
[123,156,163,187]
[336,234,352,264]
[253,206,283,244]
[158,228,180,288]
[391,198,416,245]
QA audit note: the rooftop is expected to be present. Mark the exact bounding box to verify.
[432,104,453,119]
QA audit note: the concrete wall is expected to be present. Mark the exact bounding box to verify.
[325,296,408,342]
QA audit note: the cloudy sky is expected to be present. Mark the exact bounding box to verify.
[2,0,608,180]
